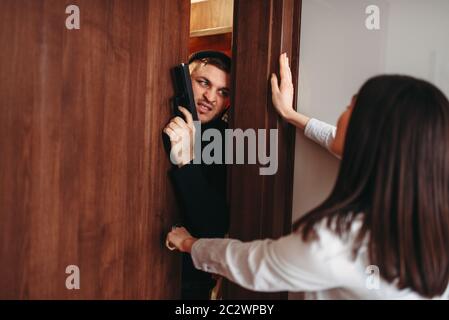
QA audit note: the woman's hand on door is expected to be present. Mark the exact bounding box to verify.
[271,53,310,130]
[271,53,295,119]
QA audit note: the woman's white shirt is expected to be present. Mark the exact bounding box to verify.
[190,118,449,299]
[191,217,449,299]
[304,118,337,153]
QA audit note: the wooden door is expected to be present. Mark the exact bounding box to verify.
[0,0,189,299]
[225,0,301,299]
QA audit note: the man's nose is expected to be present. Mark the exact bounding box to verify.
[203,89,217,104]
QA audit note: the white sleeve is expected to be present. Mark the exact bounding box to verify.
[304,118,337,155]
[191,233,341,292]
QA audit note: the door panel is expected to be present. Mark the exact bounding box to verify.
[225,0,301,299]
[0,0,189,299]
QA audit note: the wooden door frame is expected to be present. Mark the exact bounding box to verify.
[225,0,302,299]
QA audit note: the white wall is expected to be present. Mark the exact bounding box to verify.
[383,1,449,94]
[290,0,449,298]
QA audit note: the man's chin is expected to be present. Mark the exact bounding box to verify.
[198,113,213,124]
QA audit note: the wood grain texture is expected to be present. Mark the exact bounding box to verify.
[0,0,189,299]
[189,32,233,57]
[224,0,301,300]
[190,0,234,35]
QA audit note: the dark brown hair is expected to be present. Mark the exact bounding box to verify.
[294,75,449,298]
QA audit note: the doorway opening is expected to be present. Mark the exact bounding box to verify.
[189,0,234,56]
[178,0,234,301]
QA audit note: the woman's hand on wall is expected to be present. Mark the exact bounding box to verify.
[166,226,198,253]
[271,53,310,130]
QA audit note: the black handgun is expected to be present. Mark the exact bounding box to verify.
[171,63,198,121]
[162,63,198,156]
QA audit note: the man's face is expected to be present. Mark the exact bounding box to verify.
[190,63,231,123]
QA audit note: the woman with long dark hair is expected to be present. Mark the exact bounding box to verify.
[166,55,449,299]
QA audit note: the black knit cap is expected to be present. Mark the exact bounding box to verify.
[188,50,231,71]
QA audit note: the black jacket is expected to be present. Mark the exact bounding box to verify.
[169,117,229,297]
[170,118,229,238]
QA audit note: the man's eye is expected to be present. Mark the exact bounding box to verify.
[197,80,208,87]
[219,90,229,98]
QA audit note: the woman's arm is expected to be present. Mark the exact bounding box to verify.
[304,119,338,155]
[166,226,339,292]
[283,111,311,130]
[271,53,338,156]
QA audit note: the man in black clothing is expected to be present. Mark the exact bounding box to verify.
[163,51,231,299]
